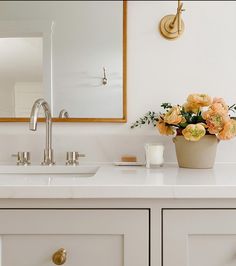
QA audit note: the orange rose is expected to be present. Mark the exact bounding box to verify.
[183,102,200,113]
[208,97,229,115]
[218,119,236,140]
[202,97,229,120]
[164,106,183,125]
[212,98,228,112]
[205,112,230,134]
[156,120,175,136]
[182,123,206,141]
[187,94,212,108]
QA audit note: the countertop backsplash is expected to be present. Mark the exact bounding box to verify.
[0,123,235,164]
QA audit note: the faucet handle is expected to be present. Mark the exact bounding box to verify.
[66,152,86,166]
[12,152,31,166]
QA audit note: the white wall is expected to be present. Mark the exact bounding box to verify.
[0,1,236,164]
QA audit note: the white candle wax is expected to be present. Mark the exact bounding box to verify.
[145,143,164,168]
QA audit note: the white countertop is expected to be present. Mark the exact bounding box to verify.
[0,164,236,199]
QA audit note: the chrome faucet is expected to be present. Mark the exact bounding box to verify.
[59,109,69,118]
[29,98,55,165]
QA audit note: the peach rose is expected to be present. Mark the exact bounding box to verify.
[183,102,200,113]
[205,112,230,134]
[201,108,210,120]
[187,94,212,108]
[164,106,183,125]
[218,119,236,140]
[156,120,175,136]
[203,97,228,119]
[182,123,206,141]
[210,97,229,114]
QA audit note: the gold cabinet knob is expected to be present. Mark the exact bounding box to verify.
[52,248,67,265]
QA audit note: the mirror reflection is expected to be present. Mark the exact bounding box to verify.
[0,37,43,117]
[0,1,125,121]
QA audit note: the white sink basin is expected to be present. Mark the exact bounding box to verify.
[0,165,99,177]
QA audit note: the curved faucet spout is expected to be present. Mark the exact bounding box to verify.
[30,98,52,131]
[29,98,55,165]
[59,109,69,118]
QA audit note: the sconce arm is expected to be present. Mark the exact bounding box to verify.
[170,2,184,29]
[159,0,185,40]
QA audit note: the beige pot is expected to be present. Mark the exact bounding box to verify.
[173,135,219,169]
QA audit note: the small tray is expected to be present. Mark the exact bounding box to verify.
[113,162,145,166]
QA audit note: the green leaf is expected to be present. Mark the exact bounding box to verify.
[161,103,172,110]
[130,111,159,129]
[179,122,188,128]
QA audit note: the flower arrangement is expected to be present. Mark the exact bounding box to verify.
[131,94,236,141]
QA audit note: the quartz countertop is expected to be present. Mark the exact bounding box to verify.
[0,164,236,199]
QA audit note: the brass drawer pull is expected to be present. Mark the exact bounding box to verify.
[52,248,67,265]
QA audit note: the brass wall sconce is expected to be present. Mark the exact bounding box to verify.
[159,0,185,40]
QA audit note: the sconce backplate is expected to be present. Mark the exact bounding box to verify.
[159,14,184,40]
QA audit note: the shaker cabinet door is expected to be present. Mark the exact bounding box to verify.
[0,209,149,266]
[163,209,236,266]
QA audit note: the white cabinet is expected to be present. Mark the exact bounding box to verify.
[163,209,236,266]
[0,209,149,266]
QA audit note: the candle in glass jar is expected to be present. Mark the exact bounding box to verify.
[145,143,164,168]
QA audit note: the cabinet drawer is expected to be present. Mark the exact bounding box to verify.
[0,209,149,266]
[163,209,236,266]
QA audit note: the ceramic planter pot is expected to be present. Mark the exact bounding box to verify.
[173,135,219,169]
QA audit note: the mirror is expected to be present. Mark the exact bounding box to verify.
[0,1,127,122]
[0,37,43,117]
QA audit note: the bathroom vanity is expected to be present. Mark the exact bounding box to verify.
[2,1,236,265]
[1,164,236,266]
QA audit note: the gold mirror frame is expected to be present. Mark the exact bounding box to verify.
[1,1,127,123]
